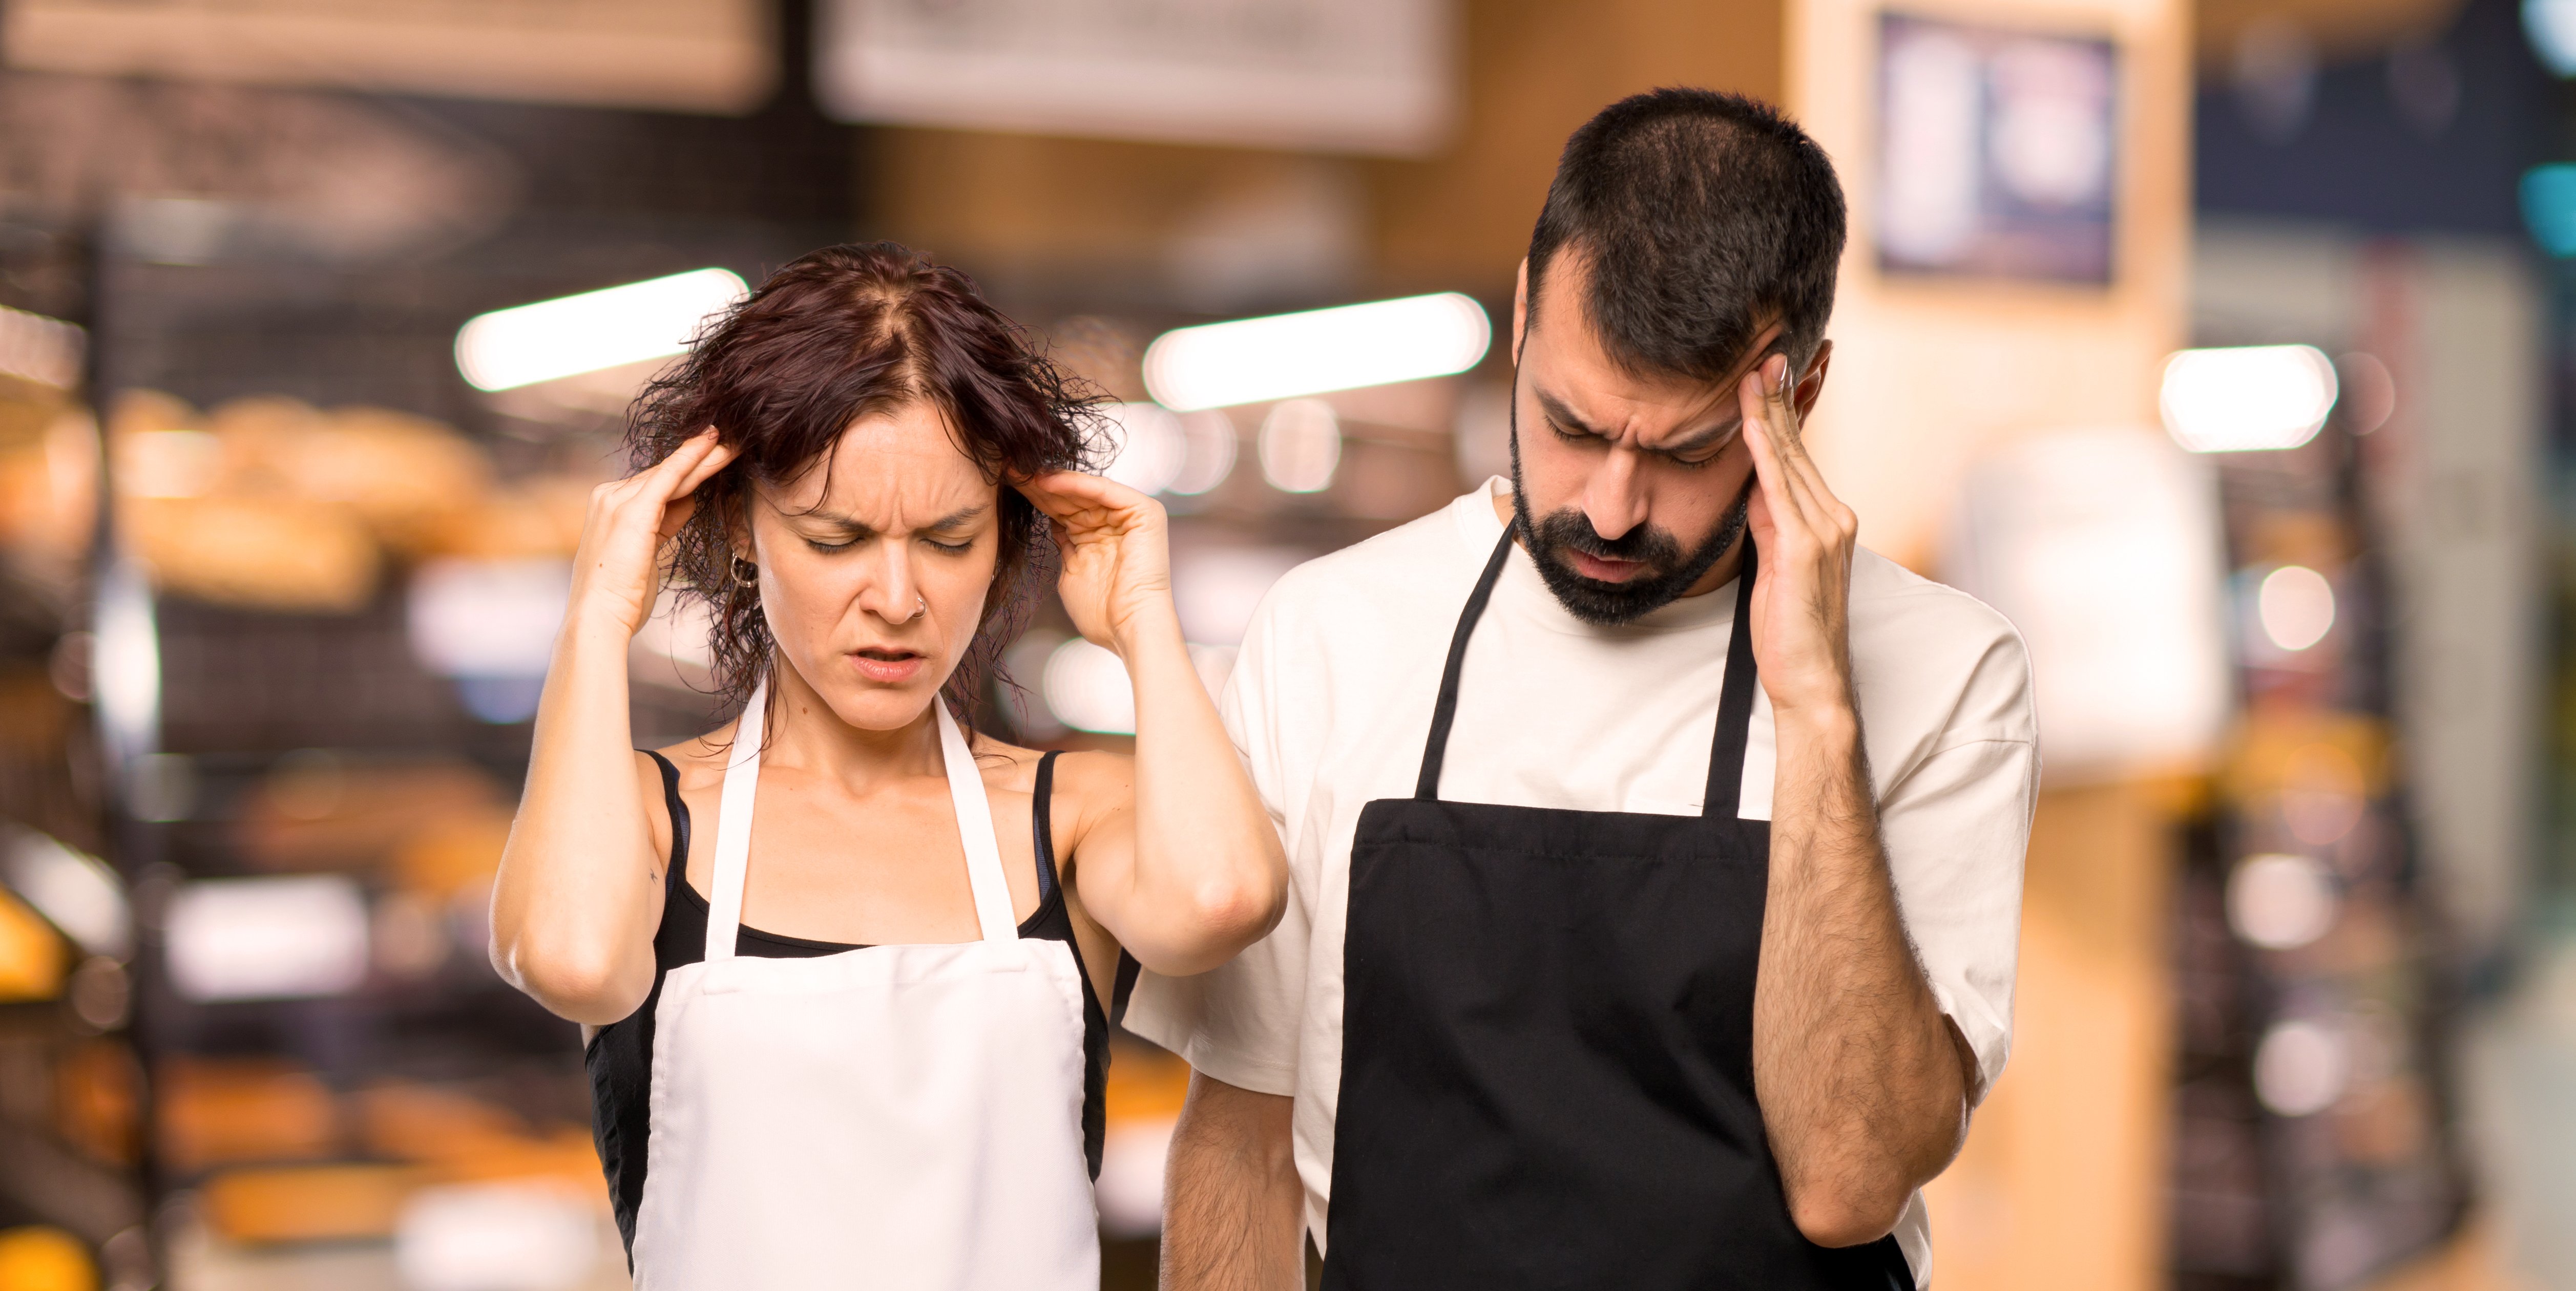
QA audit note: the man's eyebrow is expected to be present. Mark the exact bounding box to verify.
[1654,412,1746,457]
[1537,386,1740,456]
[1534,388,1608,439]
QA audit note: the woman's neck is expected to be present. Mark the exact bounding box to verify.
[754,660,949,793]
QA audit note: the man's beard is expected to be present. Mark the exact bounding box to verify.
[1508,403,1751,627]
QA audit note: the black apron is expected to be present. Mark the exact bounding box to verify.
[1322,531,1915,1290]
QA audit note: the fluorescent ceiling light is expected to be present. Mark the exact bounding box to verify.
[0,303,83,390]
[3,827,129,959]
[1143,292,1491,412]
[2159,345,2338,453]
[455,268,747,392]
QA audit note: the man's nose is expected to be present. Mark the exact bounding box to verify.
[1582,450,1649,542]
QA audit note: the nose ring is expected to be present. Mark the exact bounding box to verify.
[908,595,927,623]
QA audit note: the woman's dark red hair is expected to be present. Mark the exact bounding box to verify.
[626,242,1103,724]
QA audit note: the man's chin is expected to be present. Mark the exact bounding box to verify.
[1529,554,1686,626]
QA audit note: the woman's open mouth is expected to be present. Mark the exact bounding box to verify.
[849,646,926,684]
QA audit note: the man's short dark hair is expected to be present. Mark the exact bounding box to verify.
[1526,88,1847,381]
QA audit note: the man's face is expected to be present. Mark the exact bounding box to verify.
[1506,255,1823,625]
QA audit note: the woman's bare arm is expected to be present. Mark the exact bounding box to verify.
[490,431,735,1024]
[1018,471,1288,976]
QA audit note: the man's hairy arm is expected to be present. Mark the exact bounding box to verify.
[1756,714,1977,1245]
[1161,1072,1304,1291]
[1737,353,1978,1247]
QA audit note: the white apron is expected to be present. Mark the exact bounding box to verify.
[630,678,1100,1289]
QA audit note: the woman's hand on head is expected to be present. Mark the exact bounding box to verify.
[570,429,737,639]
[1016,470,1179,657]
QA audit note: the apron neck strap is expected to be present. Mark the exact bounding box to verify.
[702,679,1022,964]
[1701,538,1761,820]
[704,676,769,964]
[933,701,1021,943]
[1412,525,1765,819]
[1414,529,1516,800]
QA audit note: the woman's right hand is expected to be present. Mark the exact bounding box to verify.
[569,429,738,638]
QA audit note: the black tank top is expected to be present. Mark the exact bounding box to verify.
[584,749,1127,1256]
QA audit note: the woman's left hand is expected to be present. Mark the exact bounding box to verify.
[1016,470,1179,655]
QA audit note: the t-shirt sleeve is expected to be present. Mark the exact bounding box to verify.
[1885,736,2035,1101]
[1118,584,1310,1097]
[1880,629,2038,1104]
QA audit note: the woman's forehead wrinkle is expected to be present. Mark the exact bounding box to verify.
[774,407,991,524]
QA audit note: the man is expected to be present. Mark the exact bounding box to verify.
[1129,88,2036,1290]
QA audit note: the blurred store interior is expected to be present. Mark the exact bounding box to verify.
[0,0,2571,1287]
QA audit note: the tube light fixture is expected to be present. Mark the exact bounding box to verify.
[1142,293,1491,412]
[455,268,747,392]
[2159,345,2339,453]
[0,303,83,390]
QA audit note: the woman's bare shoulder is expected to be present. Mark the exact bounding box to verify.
[968,735,1130,804]
[1043,747,1134,812]
[653,727,739,794]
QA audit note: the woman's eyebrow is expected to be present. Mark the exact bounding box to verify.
[797,503,990,531]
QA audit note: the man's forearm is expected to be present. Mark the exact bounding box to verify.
[1753,706,1968,1246]
[1161,1073,1305,1291]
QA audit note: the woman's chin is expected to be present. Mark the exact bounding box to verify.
[814,680,951,734]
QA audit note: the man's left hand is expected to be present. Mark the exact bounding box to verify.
[1740,353,1858,721]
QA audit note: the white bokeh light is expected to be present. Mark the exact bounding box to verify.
[2160,345,2339,453]
[165,875,370,1002]
[1169,410,1240,495]
[1042,638,1135,735]
[2257,564,2337,651]
[1099,402,1188,496]
[1258,398,1342,494]
[2227,853,2339,950]
[2253,1018,2350,1117]
[2527,0,2576,76]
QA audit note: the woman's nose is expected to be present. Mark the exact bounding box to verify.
[862,548,919,625]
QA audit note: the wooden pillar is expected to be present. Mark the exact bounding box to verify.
[1782,0,2195,1286]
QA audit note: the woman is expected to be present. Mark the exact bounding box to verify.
[489,243,1288,1288]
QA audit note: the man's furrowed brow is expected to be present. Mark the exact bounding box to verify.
[1534,388,1608,439]
[1537,385,1739,454]
[1657,412,1746,456]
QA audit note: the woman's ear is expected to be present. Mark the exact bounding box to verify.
[722,486,755,565]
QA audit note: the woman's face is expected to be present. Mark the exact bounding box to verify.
[739,401,1003,733]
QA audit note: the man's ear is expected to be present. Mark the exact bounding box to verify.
[1512,259,1530,363]
[1793,340,1833,421]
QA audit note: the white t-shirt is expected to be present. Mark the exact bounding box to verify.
[1127,479,2038,1287]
